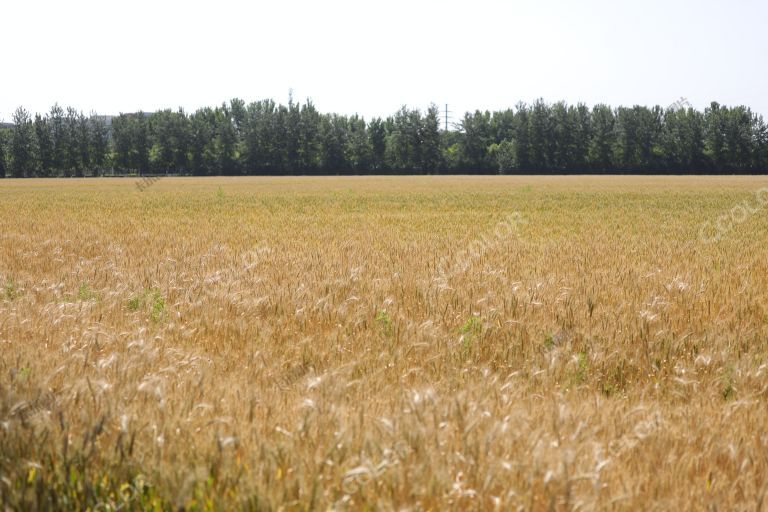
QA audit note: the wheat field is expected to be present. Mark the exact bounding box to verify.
[1,176,768,510]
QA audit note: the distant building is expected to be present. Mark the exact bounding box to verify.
[0,122,13,129]
[91,115,115,127]
[122,112,156,118]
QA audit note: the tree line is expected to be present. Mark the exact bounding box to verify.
[1,98,766,177]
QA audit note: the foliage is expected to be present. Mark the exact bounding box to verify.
[3,99,766,176]
[488,139,518,173]
[459,315,482,352]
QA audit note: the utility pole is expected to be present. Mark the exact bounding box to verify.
[442,104,453,131]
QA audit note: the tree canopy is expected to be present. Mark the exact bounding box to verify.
[1,99,766,176]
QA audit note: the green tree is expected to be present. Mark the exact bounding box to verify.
[0,129,7,178]
[704,102,726,170]
[368,117,387,172]
[662,107,705,172]
[388,107,427,172]
[243,100,282,173]
[77,113,91,175]
[440,130,463,173]
[89,116,109,173]
[284,96,301,171]
[172,109,191,173]
[134,112,150,175]
[420,104,443,172]
[551,101,574,171]
[150,109,177,173]
[460,110,493,172]
[637,106,664,171]
[10,107,36,178]
[589,104,616,172]
[571,103,592,171]
[112,113,134,173]
[723,106,754,173]
[229,98,247,139]
[298,100,321,171]
[190,108,217,176]
[64,107,82,176]
[216,105,239,174]
[2,97,766,176]
[490,109,515,143]
[488,139,518,173]
[514,103,531,171]
[49,104,66,174]
[615,106,639,170]
[528,99,552,171]
[347,115,372,172]
[34,114,53,176]
[320,114,349,172]
[754,115,768,171]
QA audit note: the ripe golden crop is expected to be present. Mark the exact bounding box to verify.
[1,176,767,510]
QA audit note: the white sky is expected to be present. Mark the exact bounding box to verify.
[2,0,767,123]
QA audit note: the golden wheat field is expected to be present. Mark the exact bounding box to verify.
[1,175,768,510]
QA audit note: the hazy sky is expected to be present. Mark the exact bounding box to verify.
[3,0,767,123]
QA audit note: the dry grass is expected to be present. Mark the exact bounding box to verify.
[1,175,768,510]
